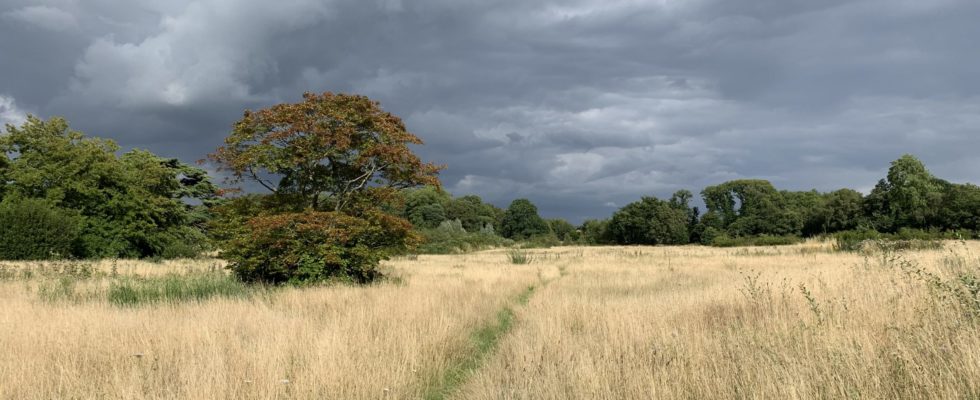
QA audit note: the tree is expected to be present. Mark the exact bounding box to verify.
[781,190,826,236]
[0,197,80,260]
[446,195,500,232]
[608,196,689,245]
[548,218,579,242]
[210,92,441,213]
[403,186,450,229]
[936,183,980,231]
[701,180,799,237]
[500,198,550,240]
[822,189,864,233]
[1,116,217,259]
[669,189,700,243]
[208,92,442,283]
[884,154,942,228]
[579,219,613,245]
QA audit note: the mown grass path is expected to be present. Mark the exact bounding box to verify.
[423,273,554,400]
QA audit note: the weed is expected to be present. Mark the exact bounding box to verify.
[508,249,533,265]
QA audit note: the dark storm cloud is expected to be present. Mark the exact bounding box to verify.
[3,0,980,222]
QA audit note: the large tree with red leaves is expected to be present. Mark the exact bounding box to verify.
[210,92,442,213]
[209,92,442,284]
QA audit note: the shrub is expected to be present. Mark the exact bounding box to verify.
[416,220,512,254]
[0,198,81,260]
[710,234,802,248]
[223,210,416,284]
[832,228,959,252]
[508,248,533,264]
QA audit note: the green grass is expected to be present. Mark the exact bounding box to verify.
[34,270,253,306]
[108,273,251,306]
[424,285,536,400]
[508,248,533,264]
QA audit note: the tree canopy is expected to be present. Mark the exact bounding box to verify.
[0,116,217,259]
[209,92,442,213]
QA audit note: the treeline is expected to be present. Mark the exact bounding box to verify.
[3,115,979,262]
[397,154,980,251]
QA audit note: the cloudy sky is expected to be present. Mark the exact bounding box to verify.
[2,0,979,222]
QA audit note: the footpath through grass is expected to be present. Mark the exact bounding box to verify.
[423,282,542,400]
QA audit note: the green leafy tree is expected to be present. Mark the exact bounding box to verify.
[579,219,613,245]
[885,154,942,228]
[0,197,81,260]
[781,190,826,236]
[669,189,700,243]
[822,189,864,233]
[446,195,500,232]
[1,116,217,259]
[936,183,980,231]
[547,218,579,242]
[500,198,550,240]
[208,92,442,283]
[403,186,450,229]
[608,196,689,245]
[701,180,799,237]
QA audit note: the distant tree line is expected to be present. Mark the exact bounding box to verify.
[396,154,980,250]
[3,109,979,283]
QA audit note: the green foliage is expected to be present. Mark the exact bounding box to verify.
[822,189,865,232]
[579,219,613,245]
[608,196,689,245]
[547,218,579,242]
[832,228,964,252]
[500,199,550,240]
[446,195,501,232]
[209,93,442,284]
[709,234,802,247]
[403,186,451,228]
[222,210,416,284]
[416,219,512,254]
[702,179,800,237]
[508,248,533,264]
[0,116,218,259]
[0,197,81,260]
[108,272,250,306]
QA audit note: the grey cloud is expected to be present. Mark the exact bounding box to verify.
[2,0,980,223]
[3,5,78,31]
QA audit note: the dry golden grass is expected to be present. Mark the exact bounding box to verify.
[458,241,980,399]
[0,255,556,399]
[2,241,980,399]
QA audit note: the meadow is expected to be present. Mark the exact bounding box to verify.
[2,241,980,399]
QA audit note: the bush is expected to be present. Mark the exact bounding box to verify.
[222,210,416,284]
[710,234,802,248]
[832,228,965,252]
[508,248,533,264]
[0,198,81,260]
[416,219,512,254]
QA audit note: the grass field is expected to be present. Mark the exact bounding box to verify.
[2,241,980,399]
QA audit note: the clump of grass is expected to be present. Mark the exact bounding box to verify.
[711,234,803,248]
[508,249,533,265]
[108,272,250,306]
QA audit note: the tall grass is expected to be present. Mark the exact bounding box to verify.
[508,248,533,264]
[107,273,251,306]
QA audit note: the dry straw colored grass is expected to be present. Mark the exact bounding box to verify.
[2,241,980,399]
[457,241,980,399]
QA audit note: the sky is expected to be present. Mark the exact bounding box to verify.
[2,0,980,223]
